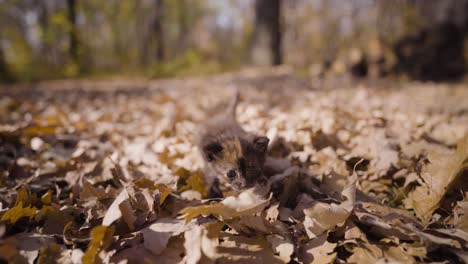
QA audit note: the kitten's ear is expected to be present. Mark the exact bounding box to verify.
[254,136,269,152]
[203,142,223,162]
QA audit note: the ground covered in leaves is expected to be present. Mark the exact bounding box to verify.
[0,70,467,263]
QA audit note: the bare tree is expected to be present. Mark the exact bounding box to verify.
[0,45,13,82]
[154,0,165,61]
[66,0,78,63]
[177,0,188,54]
[251,0,282,65]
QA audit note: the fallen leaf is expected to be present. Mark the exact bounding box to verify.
[180,188,271,222]
[298,234,337,264]
[216,233,284,263]
[177,168,208,198]
[266,234,294,262]
[102,188,129,227]
[453,200,468,232]
[119,199,137,230]
[302,174,356,238]
[37,243,63,264]
[82,225,115,264]
[183,223,220,264]
[141,218,190,255]
[404,136,468,222]
[1,202,36,224]
[80,181,115,201]
[134,178,172,205]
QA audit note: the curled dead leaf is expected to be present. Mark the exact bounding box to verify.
[179,188,271,223]
[82,225,115,264]
[404,136,468,222]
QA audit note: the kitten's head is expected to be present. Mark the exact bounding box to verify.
[202,135,269,190]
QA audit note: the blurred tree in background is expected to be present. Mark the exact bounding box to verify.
[251,0,282,65]
[0,0,467,83]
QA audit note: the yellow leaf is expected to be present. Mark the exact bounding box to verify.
[158,148,183,166]
[134,178,156,190]
[180,203,227,223]
[37,243,62,264]
[24,125,57,135]
[82,226,115,264]
[13,187,40,208]
[1,202,36,224]
[180,189,271,223]
[155,184,172,205]
[80,181,115,201]
[134,178,172,205]
[41,190,52,205]
[177,168,208,198]
[14,187,29,206]
[33,115,62,126]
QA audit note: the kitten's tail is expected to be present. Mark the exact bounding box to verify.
[227,86,240,118]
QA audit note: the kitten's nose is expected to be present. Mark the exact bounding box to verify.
[226,169,237,179]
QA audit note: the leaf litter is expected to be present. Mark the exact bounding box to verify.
[0,73,467,263]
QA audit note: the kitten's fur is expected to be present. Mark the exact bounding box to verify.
[196,90,269,197]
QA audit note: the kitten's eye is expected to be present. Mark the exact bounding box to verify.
[203,142,223,162]
[226,169,237,179]
[254,136,269,152]
[238,158,246,174]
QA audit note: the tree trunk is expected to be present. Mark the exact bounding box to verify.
[177,0,188,54]
[251,0,282,66]
[66,0,78,63]
[154,0,165,61]
[0,45,13,83]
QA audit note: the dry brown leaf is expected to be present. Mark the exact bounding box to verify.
[134,178,172,205]
[404,136,468,222]
[80,181,115,201]
[177,168,208,198]
[347,244,385,264]
[363,244,415,264]
[350,129,399,175]
[82,225,115,264]
[265,203,279,223]
[3,73,468,264]
[141,218,191,255]
[266,234,294,263]
[216,233,284,263]
[37,206,74,235]
[453,200,468,232]
[0,233,57,264]
[403,223,462,248]
[119,199,137,230]
[180,188,271,222]
[303,174,356,238]
[102,188,129,227]
[183,223,221,264]
[298,234,336,264]
[37,243,63,264]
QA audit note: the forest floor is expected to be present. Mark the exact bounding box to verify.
[0,69,467,263]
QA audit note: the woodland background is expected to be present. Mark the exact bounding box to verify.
[1,0,468,82]
[0,1,468,264]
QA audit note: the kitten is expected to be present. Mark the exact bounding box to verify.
[196,89,270,197]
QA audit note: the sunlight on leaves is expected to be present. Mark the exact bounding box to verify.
[82,226,115,264]
[1,202,36,224]
[404,136,468,222]
[180,189,271,223]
